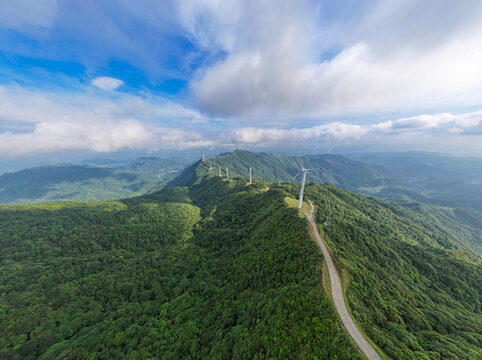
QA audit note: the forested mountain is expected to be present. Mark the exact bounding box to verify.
[1,165,481,359]
[0,157,187,204]
[0,176,362,359]
[114,156,187,175]
[167,150,482,225]
[3,150,481,218]
[347,152,482,211]
[304,183,482,359]
[166,150,390,192]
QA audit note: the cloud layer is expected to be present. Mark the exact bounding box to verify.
[185,0,482,118]
[0,1,481,158]
[0,85,210,157]
[0,82,480,157]
[228,111,482,154]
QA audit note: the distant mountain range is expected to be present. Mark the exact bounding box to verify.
[0,157,188,204]
[167,150,482,214]
[346,152,482,211]
[2,150,482,217]
[166,150,390,192]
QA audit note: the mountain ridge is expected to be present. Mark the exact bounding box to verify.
[1,172,480,359]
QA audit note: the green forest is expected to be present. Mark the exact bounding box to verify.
[1,167,481,359]
[0,176,362,359]
[303,183,482,359]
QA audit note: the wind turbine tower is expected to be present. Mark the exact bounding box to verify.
[291,167,329,209]
[226,167,229,180]
[249,166,252,184]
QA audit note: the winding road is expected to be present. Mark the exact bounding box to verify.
[305,200,382,360]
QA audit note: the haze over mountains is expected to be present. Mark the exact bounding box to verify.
[0,157,189,204]
[3,150,482,214]
[349,152,482,211]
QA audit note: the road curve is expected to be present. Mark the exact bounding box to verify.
[305,200,382,360]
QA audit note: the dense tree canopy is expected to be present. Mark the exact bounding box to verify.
[304,183,482,359]
[0,177,361,359]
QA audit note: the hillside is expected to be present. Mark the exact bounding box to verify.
[347,152,482,212]
[304,183,482,359]
[0,176,362,359]
[166,150,389,192]
[166,150,482,242]
[1,162,481,359]
[167,150,482,216]
[0,157,187,204]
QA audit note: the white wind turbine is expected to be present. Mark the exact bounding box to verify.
[291,167,329,209]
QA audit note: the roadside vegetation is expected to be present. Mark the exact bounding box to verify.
[304,183,482,360]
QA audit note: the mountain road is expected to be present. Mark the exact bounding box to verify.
[305,200,382,360]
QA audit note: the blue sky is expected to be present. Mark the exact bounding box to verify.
[0,0,481,162]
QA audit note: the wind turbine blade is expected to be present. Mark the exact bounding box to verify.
[291,171,302,181]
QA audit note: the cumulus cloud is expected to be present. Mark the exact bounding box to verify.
[0,121,151,157]
[0,85,211,157]
[153,127,215,150]
[183,0,482,118]
[91,76,124,91]
[231,122,366,145]
[229,111,482,148]
[1,82,480,157]
[1,1,481,157]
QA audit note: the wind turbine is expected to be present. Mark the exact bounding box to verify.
[226,167,229,180]
[249,166,252,184]
[291,167,329,209]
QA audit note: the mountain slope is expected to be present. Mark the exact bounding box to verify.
[0,176,362,359]
[347,152,482,211]
[304,183,482,360]
[168,150,482,217]
[0,157,187,204]
[1,163,481,359]
[166,150,389,192]
[168,150,481,254]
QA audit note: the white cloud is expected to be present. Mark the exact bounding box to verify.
[91,77,124,91]
[183,0,482,119]
[153,127,215,150]
[229,111,482,148]
[1,82,480,157]
[0,85,212,157]
[371,111,482,133]
[0,121,151,157]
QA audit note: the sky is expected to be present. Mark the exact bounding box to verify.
[0,0,482,164]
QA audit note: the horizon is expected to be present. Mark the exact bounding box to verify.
[1,1,481,164]
[1,148,481,176]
